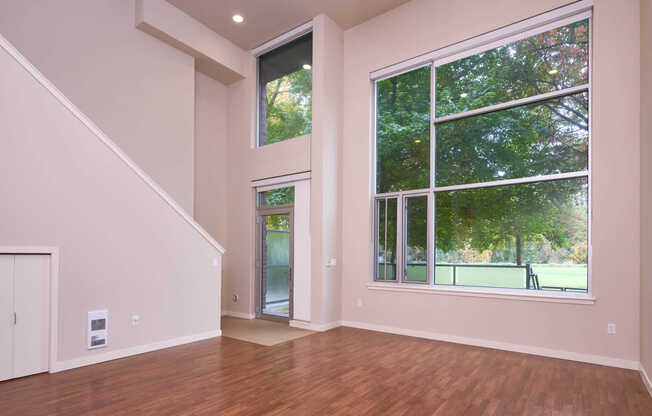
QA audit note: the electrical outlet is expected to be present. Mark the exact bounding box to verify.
[356,298,363,308]
[232,294,239,303]
[131,315,140,326]
[607,323,616,334]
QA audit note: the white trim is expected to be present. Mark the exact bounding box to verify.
[251,21,313,56]
[641,363,652,397]
[0,34,225,255]
[0,247,59,377]
[251,171,311,188]
[340,320,638,370]
[370,0,593,80]
[221,310,256,320]
[375,171,589,197]
[50,330,221,373]
[289,320,340,332]
[256,182,296,193]
[586,14,594,304]
[433,171,589,192]
[434,84,589,124]
[367,282,594,304]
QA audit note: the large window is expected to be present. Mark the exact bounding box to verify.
[258,33,312,146]
[374,14,590,293]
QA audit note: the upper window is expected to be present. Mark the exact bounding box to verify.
[376,66,431,193]
[258,33,312,146]
[258,186,295,208]
[374,16,590,294]
[435,19,589,117]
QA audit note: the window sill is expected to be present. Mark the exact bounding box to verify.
[256,133,311,149]
[366,282,595,305]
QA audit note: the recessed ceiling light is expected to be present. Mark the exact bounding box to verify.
[232,14,244,23]
[460,93,468,98]
[548,69,558,75]
[303,64,312,70]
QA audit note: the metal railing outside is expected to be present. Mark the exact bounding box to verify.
[378,262,586,292]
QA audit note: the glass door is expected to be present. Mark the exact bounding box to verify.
[257,210,293,320]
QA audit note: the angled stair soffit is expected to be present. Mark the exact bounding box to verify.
[0,33,226,254]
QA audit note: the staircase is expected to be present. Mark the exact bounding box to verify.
[0,34,225,371]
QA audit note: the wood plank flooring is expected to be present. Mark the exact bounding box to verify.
[1,326,651,415]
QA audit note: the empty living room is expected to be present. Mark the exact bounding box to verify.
[2,0,652,414]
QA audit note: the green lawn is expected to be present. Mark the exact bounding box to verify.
[532,264,587,290]
[400,264,587,291]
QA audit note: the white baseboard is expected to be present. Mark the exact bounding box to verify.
[289,320,341,332]
[50,330,221,373]
[340,320,639,370]
[641,363,652,397]
[222,310,255,320]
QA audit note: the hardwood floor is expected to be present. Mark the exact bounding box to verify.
[1,327,651,415]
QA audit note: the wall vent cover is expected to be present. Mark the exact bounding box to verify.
[88,310,108,349]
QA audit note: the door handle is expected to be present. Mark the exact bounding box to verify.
[13,312,16,325]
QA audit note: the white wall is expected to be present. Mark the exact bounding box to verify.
[0,0,196,212]
[135,0,246,84]
[0,41,222,364]
[193,71,231,314]
[341,0,641,365]
[310,14,344,327]
[292,179,312,322]
[640,0,652,380]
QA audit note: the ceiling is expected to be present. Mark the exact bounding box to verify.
[166,0,411,50]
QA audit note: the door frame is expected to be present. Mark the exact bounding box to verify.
[255,207,294,322]
[0,246,58,374]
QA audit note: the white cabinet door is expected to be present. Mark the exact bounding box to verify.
[0,255,14,381]
[13,255,49,378]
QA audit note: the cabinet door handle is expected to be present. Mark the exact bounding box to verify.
[13,312,16,325]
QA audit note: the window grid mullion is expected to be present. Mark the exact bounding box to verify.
[396,193,403,283]
[383,198,388,280]
[433,171,589,193]
[430,64,437,287]
[433,84,589,124]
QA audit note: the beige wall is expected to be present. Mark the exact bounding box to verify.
[341,0,641,363]
[310,14,344,326]
[135,0,246,84]
[194,72,229,247]
[194,72,230,310]
[0,43,221,363]
[641,0,652,376]
[0,0,196,212]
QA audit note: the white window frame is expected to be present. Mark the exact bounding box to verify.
[370,2,594,302]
